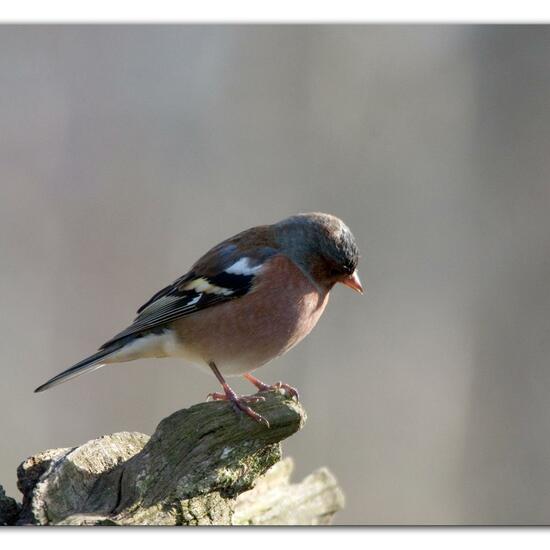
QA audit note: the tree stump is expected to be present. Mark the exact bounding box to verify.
[4,391,344,525]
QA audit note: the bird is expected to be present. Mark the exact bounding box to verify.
[35,212,363,426]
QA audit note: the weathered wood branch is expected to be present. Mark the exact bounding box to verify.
[0,485,19,526]
[7,391,344,525]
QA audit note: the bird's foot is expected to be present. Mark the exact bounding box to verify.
[207,391,265,404]
[207,386,269,427]
[244,373,300,401]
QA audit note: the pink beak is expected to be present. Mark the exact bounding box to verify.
[341,270,364,294]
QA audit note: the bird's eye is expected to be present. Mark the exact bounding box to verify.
[328,265,346,278]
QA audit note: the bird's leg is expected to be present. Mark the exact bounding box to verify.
[243,373,300,401]
[207,362,269,427]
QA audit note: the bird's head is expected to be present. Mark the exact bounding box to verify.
[274,212,363,294]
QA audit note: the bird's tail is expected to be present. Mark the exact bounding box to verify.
[34,342,126,393]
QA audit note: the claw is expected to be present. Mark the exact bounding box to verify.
[230,398,270,428]
[207,362,270,428]
[206,388,269,427]
[243,373,300,401]
[207,392,227,402]
[240,395,266,403]
[207,392,265,404]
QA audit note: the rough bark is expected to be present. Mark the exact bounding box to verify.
[0,485,20,526]
[8,391,344,525]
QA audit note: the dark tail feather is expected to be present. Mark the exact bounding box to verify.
[34,344,123,393]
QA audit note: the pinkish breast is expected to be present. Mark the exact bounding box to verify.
[172,255,330,376]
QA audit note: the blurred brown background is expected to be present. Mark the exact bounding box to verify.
[1,25,550,524]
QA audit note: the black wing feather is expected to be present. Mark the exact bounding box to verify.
[100,243,278,349]
[100,269,257,349]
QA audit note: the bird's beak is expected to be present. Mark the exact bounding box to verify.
[340,270,364,294]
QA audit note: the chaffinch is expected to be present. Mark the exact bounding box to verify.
[35,212,363,426]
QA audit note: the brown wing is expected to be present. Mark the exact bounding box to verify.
[100,226,280,348]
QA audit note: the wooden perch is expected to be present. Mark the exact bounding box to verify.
[8,391,344,525]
